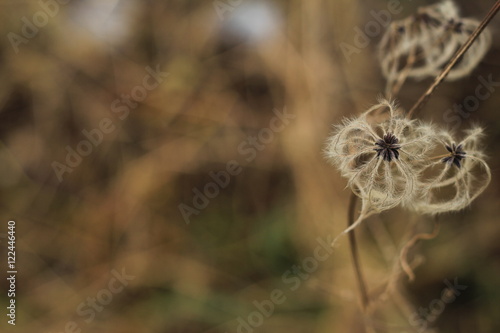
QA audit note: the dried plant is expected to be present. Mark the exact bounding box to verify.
[379,0,492,96]
[325,0,499,330]
[325,100,437,240]
[409,126,491,215]
[325,103,491,247]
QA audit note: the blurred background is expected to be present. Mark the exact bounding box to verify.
[1,0,500,332]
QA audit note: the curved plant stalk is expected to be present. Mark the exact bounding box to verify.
[399,218,440,281]
[385,24,418,98]
[347,192,370,311]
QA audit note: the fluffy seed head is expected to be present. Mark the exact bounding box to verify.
[325,99,436,212]
[408,126,491,215]
[378,0,491,83]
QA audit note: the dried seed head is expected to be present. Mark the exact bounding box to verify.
[378,0,491,83]
[408,126,491,215]
[325,104,491,246]
[325,99,436,213]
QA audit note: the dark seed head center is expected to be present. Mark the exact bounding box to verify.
[374,133,402,162]
[442,143,467,168]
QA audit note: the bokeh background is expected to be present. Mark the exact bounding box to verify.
[1,0,500,332]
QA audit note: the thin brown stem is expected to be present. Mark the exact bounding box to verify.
[407,0,500,118]
[386,24,419,99]
[347,191,369,311]
[400,218,440,282]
